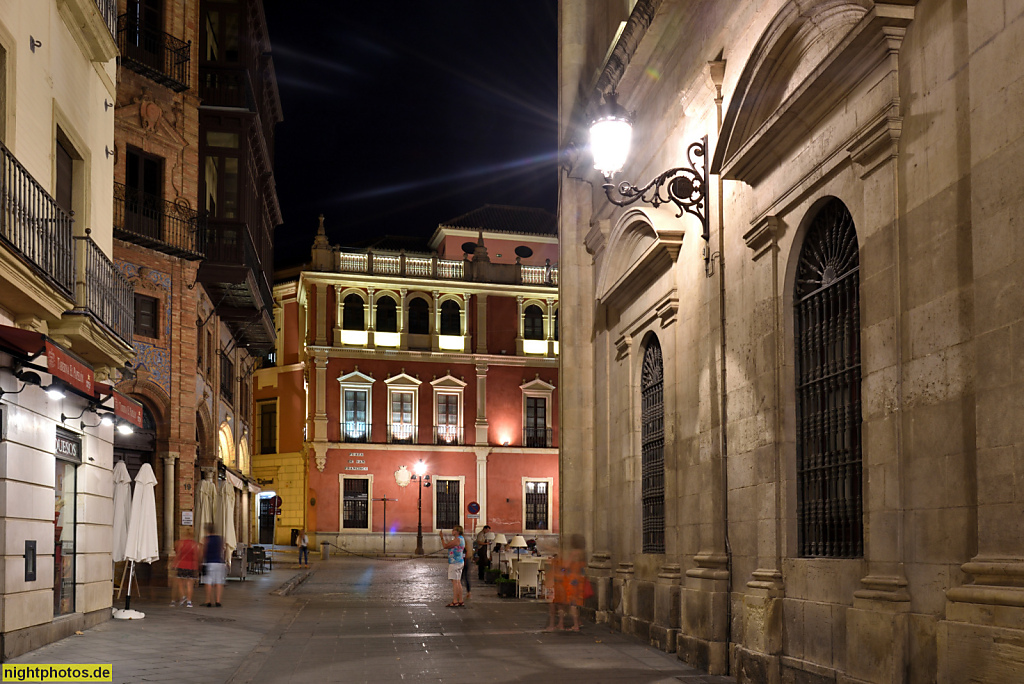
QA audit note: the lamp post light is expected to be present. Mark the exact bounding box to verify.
[410,460,431,555]
[589,92,710,249]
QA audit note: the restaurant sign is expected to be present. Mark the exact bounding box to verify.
[45,340,93,395]
[55,428,82,463]
[113,390,144,428]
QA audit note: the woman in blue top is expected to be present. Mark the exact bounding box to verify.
[200,523,226,607]
[439,525,465,607]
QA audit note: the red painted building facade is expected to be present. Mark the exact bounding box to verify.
[254,206,560,552]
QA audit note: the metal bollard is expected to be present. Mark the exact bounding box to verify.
[320,540,330,561]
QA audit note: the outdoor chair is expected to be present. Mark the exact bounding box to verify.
[516,560,540,598]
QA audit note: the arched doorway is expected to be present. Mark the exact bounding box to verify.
[113,404,160,584]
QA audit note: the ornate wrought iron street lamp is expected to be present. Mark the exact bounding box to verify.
[589,92,710,247]
[410,460,431,555]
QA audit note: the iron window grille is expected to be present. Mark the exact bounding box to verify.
[525,481,548,530]
[641,336,665,554]
[342,478,369,529]
[794,198,863,558]
[435,479,460,529]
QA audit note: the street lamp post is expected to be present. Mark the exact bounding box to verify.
[411,460,430,555]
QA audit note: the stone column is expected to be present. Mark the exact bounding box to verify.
[315,283,327,346]
[475,363,488,445]
[475,448,489,526]
[163,454,177,557]
[312,353,329,444]
[332,289,342,348]
[461,293,471,352]
[515,295,524,355]
[399,288,408,350]
[366,288,376,347]
[545,298,555,356]
[431,291,440,352]
[475,293,488,353]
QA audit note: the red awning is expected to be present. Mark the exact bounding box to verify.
[0,324,95,396]
[94,383,145,429]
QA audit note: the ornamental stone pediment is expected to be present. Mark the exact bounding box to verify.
[596,205,684,313]
[711,0,915,185]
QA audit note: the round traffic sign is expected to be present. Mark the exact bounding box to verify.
[467,501,480,514]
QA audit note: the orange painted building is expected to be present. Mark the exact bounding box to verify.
[253,206,560,552]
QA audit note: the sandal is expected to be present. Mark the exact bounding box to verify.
[455,602,465,607]
[446,602,459,607]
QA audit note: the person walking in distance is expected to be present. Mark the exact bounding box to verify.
[475,525,491,581]
[201,523,226,607]
[439,525,465,607]
[172,532,198,607]
[297,528,310,568]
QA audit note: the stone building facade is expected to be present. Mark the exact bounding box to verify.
[558,1,1024,682]
[254,207,560,552]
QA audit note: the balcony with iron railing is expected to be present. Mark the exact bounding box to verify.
[117,15,191,92]
[113,183,206,260]
[199,66,256,110]
[72,230,134,346]
[523,427,553,448]
[434,426,464,446]
[387,423,418,445]
[95,0,117,38]
[342,421,371,444]
[0,139,75,300]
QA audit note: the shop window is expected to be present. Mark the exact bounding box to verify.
[524,480,550,531]
[54,428,81,617]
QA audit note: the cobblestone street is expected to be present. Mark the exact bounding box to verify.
[9,555,734,683]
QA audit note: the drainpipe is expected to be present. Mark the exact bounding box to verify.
[708,59,732,673]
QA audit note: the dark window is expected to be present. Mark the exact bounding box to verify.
[55,139,74,215]
[435,479,460,529]
[408,297,429,335]
[439,300,460,336]
[641,336,665,554]
[795,198,863,558]
[376,296,397,333]
[525,481,548,530]
[554,309,559,341]
[343,390,368,442]
[134,294,159,338]
[524,397,548,447]
[258,401,276,454]
[343,294,364,330]
[220,355,233,402]
[524,305,544,340]
[124,147,164,239]
[342,478,369,529]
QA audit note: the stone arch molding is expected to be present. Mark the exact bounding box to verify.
[596,205,685,313]
[711,0,915,185]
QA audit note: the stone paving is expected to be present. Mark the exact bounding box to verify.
[9,553,735,683]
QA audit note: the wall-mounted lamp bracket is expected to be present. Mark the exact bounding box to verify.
[104,99,114,112]
[602,135,709,246]
[29,36,42,53]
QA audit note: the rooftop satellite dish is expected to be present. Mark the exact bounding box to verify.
[514,245,533,259]
[461,242,477,254]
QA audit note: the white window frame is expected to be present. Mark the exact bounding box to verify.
[520,376,555,447]
[385,372,421,443]
[339,473,373,533]
[522,477,554,532]
[430,374,466,445]
[432,474,465,531]
[338,370,375,441]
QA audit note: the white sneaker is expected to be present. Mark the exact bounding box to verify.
[185,601,193,608]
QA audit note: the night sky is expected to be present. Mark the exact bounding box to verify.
[262,3,559,270]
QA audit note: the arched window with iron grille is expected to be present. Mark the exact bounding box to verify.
[794,198,863,558]
[641,335,665,554]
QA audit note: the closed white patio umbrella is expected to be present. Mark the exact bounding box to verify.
[112,461,131,563]
[116,463,158,619]
[217,479,237,559]
[196,478,216,537]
